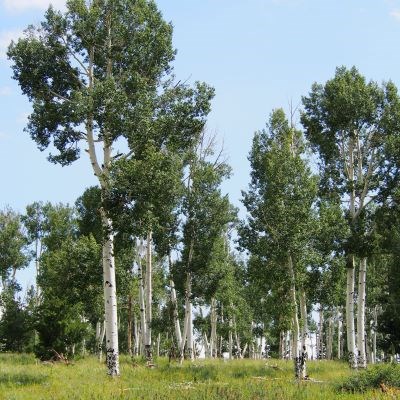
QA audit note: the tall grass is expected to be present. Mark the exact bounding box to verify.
[0,354,393,399]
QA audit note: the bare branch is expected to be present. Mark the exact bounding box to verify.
[61,35,90,77]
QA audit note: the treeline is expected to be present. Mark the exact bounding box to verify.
[2,0,400,377]
[2,66,400,377]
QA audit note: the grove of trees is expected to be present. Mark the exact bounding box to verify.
[2,0,400,379]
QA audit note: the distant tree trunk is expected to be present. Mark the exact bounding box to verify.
[242,343,248,358]
[288,255,302,379]
[133,314,139,356]
[337,308,342,360]
[318,309,324,359]
[156,333,161,357]
[127,294,133,356]
[144,231,153,363]
[279,331,285,359]
[82,338,86,357]
[203,332,211,358]
[210,297,218,358]
[233,315,242,359]
[187,300,194,360]
[98,321,106,362]
[229,321,233,360]
[346,255,357,368]
[372,305,378,364]
[327,315,334,360]
[357,257,367,368]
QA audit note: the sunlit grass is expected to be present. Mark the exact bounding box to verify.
[0,354,395,399]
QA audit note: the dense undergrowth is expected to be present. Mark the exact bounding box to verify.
[0,353,398,399]
[339,363,400,393]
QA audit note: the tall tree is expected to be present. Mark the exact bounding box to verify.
[8,0,212,375]
[240,109,317,378]
[301,66,400,368]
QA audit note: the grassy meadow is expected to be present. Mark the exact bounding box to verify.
[0,353,398,399]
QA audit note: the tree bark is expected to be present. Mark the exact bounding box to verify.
[346,256,357,368]
[170,279,182,352]
[372,305,378,364]
[229,319,233,360]
[337,308,342,360]
[318,308,324,359]
[137,239,147,357]
[299,289,309,360]
[288,255,302,379]
[133,313,139,356]
[127,294,133,356]
[101,215,119,375]
[144,231,153,363]
[357,257,367,368]
[210,297,218,358]
[327,315,334,360]
[187,300,194,360]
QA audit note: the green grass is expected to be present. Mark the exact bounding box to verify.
[0,354,395,399]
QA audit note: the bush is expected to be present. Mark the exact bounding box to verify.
[338,363,400,392]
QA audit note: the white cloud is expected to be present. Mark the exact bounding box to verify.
[0,29,24,60]
[390,9,400,20]
[2,0,66,12]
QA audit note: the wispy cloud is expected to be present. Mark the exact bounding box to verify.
[390,9,400,20]
[2,0,65,12]
[0,29,23,60]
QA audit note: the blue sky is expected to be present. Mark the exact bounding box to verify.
[1,0,400,285]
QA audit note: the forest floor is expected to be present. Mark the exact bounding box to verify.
[0,353,397,399]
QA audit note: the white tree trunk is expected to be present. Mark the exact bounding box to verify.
[233,315,242,359]
[203,332,211,358]
[318,309,324,359]
[137,240,146,356]
[327,315,334,360]
[346,259,357,368]
[179,273,192,362]
[95,320,104,361]
[372,306,378,364]
[156,333,161,357]
[144,231,153,363]
[127,294,133,356]
[170,279,182,350]
[133,314,139,356]
[357,257,367,368]
[187,300,194,360]
[337,309,342,360]
[85,18,120,376]
[288,255,302,379]
[102,216,119,375]
[210,297,218,358]
[279,331,285,359]
[229,319,233,360]
[299,289,309,360]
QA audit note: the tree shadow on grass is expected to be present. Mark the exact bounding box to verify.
[0,373,48,387]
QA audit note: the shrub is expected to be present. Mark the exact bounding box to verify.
[338,363,400,392]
